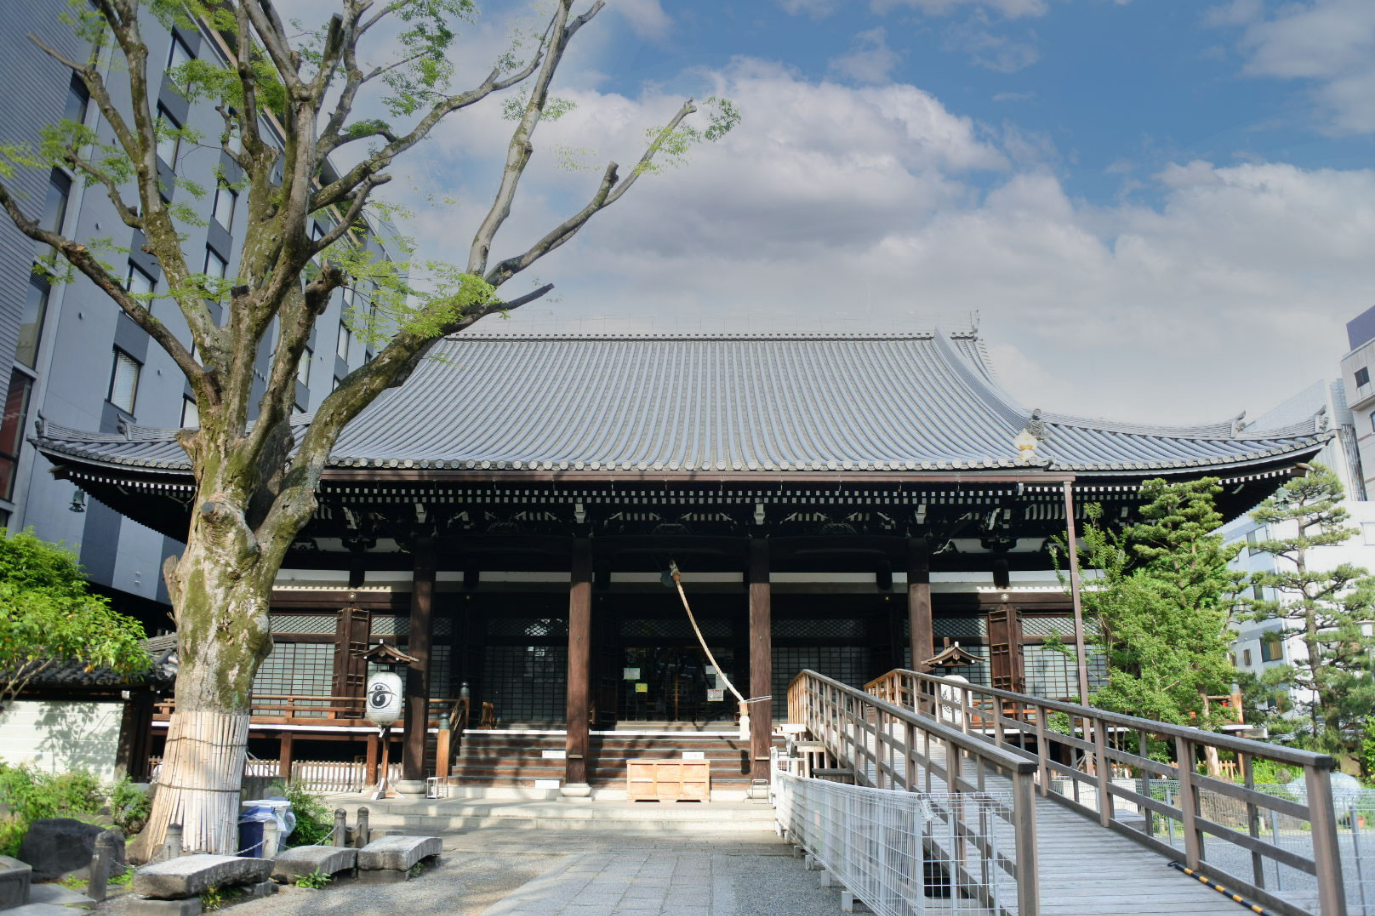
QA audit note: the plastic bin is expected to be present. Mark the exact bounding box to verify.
[238,798,294,857]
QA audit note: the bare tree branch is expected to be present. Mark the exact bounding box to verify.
[310,173,391,257]
[0,179,204,389]
[242,0,308,100]
[484,97,697,288]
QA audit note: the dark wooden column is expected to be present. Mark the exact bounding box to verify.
[115,690,155,780]
[402,538,435,785]
[565,539,593,789]
[749,538,772,782]
[908,538,933,671]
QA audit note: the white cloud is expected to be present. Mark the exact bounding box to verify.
[389,56,1375,427]
[942,17,1041,72]
[778,0,1052,19]
[1223,0,1375,134]
[613,0,673,42]
[828,27,903,83]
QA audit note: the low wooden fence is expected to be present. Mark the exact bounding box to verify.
[150,756,401,794]
[868,668,1350,916]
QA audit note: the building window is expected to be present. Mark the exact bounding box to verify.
[204,247,228,281]
[293,401,306,416]
[336,321,351,361]
[332,376,342,392]
[0,371,34,501]
[108,349,141,414]
[39,170,73,238]
[1242,648,1252,666]
[1358,367,1371,388]
[298,346,312,386]
[1246,527,1266,556]
[156,106,181,167]
[212,182,237,229]
[64,75,90,126]
[126,263,155,308]
[1252,583,1264,601]
[180,397,199,428]
[1364,523,1375,546]
[16,276,51,369]
[167,33,194,72]
[1260,635,1284,663]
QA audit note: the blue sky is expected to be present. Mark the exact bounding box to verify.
[351,0,1375,425]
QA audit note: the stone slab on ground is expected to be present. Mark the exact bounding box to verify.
[126,896,204,916]
[28,883,96,906]
[353,868,408,885]
[2,903,84,916]
[357,836,441,872]
[0,855,32,909]
[19,820,126,881]
[133,855,273,899]
[270,846,357,883]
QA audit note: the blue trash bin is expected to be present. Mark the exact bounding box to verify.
[238,800,291,857]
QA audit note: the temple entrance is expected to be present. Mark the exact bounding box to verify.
[617,646,737,726]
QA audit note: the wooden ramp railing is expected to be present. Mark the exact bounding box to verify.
[787,669,1041,916]
[867,668,1350,916]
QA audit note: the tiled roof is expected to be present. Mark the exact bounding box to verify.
[20,635,177,690]
[32,330,1327,477]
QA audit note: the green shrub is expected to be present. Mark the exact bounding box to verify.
[294,867,331,889]
[110,778,150,835]
[0,819,25,858]
[0,761,103,822]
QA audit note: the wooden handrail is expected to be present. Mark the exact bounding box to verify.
[788,669,1040,916]
[865,668,1348,916]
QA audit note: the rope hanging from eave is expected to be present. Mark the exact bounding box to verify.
[668,560,770,706]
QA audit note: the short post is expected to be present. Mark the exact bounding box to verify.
[1350,807,1368,916]
[1012,768,1041,916]
[1270,809,1283,891]
[86,830,117,902]
[355,807,370,848]
[1139,730,1153,837]
[1303,765,1348,916]
[164,822,183,861]
[262,818,281,860]
[1174,736,1203,869]
[1094,715,1112,827]
[333,808,347,848]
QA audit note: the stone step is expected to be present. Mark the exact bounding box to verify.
[328,799,776,836]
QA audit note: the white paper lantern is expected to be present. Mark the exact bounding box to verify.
[365,671,404,726]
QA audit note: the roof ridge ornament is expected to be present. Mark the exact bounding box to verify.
[1232,411,1247,436]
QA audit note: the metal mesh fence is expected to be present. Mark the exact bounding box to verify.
[774,772,1018,916]
[1114,779,1375,916]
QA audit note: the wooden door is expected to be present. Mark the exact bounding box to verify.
[332,606,371,716]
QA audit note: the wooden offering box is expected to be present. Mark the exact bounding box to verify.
[626,759,711,802]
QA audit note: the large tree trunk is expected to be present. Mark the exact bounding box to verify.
[142,480,277,856]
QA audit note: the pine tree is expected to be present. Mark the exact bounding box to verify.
[1066,477,1244,728]
[1248,465,1375,754]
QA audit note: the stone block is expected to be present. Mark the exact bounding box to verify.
[133,854,273,900]
[19,819,126,881]
[353,868,407,884]
[0,855,32,908]
[270,845,357,883]
[356,836,441,872]
[27,883,95,906]
[243,880,277,898]
[126,895,204,916]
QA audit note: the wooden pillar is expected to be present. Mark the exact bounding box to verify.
[907,538,933,671]
[1062,481,1091,704]
[565,539,593,789]
[402,538,436,784]
[278,732,294,781]
[749,538,772,781]
[365,733,379,786]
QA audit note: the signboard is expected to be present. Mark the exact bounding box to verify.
[707,688,725,703]
[365,671,404,726]
[623,667,640,680]
[682,751,705,760]
[635,682,649,694]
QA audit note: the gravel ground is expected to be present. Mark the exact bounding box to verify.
[90,829,848,916]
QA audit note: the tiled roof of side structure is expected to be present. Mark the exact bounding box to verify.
[32,330,1328,475]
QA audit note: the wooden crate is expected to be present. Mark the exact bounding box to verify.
[626,758,711,802]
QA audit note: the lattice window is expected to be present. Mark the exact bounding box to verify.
[488,616,568,638]
[904,616,989,638]
[773,618,864,639]
[370,616,452,637]
[255,643,335,716]
[1023,645,1107,701]
[269,614,336,635]
[772,646,868,720]
[1021,616,1098,637]
[620,618,732,639]
[482,645,567,723]
[372,616,407,636]
[430,645,451,700]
